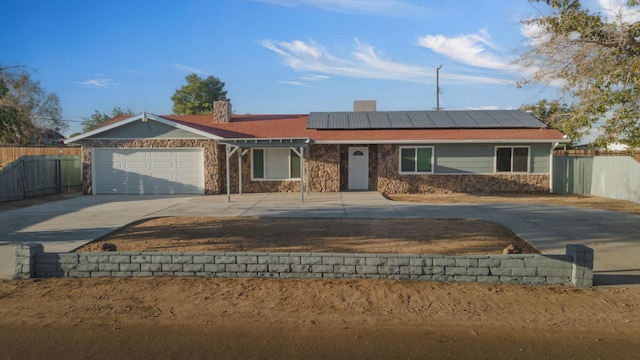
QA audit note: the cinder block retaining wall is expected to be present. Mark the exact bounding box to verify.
[14,244,594,288]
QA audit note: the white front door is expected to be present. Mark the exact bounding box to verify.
[348,147,369,190]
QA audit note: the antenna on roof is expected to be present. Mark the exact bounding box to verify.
[436,65,442,111]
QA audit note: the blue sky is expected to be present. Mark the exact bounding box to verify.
[1,0,631,136]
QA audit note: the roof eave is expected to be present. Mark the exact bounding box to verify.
[218,137,312,148]
[63,113,144,144]
[155,115,224,140]
[314,139,568,144]
[63,112,223,144]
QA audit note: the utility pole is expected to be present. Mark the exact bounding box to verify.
[436,65,442,111]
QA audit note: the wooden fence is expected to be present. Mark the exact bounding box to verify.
[553,149,640,163]
[0,156,82,202]
[0,147,81,169]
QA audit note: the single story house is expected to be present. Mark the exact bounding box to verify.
[64,101,567,198]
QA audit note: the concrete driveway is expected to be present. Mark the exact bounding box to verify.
[1,192,639,286]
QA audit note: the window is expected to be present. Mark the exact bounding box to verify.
[252,148,301,180]
[495,146,529,173]
[399,146,433,174]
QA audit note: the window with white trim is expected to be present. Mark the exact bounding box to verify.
[495,146,530,173]
[252,148,301,180]
[399,146,434,174]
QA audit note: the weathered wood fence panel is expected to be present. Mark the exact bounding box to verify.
[0,156,81,202]
[0,147,81,169]
[554,149,640,163]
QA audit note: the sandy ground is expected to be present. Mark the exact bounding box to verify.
[2,193,640,358]
[389,193,640,215]
[76,217,537,255]
[1,278,639,359]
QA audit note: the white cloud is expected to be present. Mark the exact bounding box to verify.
[598,0,640,23]
[254,0,432,17]
[279,80,307,86]
[519,21,551,47]
[466,105,499,110]
[416,29,515,71]
[174,63,205,74]
[261,38,512,85]
[279,74,330,87]
[75,74,117,89]
[299,74,330,81]
[520,0,640,47]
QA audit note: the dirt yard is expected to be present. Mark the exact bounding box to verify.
[2,193,640,358]
[389,193,640,215]
[76,217,537,255]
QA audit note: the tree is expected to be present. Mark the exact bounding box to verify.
[520,99,577,142]
[0,73,22,142]
[171,73,227,115]
[518,0,640,149]
[81,106,135,132]
[0,66,66,145]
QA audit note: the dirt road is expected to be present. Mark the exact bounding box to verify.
[1,278,639,359]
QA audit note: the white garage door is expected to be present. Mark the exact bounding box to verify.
[93,148,205,195]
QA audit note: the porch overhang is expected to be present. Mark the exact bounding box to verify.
[219,138,313,202]
[218,137,312,148]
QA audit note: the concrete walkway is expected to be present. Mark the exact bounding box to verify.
[1,192,639,286]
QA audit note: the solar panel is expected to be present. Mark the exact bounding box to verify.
[307,110,545,129]
[465,111,502,128]
[423,111,456,128]
[406,111,436,128]
[386,112,413,128]
[328,112,350,129]
[443,111,479,127]
[349,112,370,128]
[368,112,391,128]
[486,111,519,127]
[504,110,546,127]
[308,112,329,129]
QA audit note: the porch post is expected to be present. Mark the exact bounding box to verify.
[549,143,557,194]
[300,146,305,202]
[226,144,231,202]
[238,149,242,196]
[305,147,309,196]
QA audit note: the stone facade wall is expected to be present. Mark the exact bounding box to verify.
[83,140,550,196]
[375,144,550,194]
[377,173,550,194]
[308,144,341,192]
[14,243,594,288]
[81,139,220,195]
[223,144,341,194]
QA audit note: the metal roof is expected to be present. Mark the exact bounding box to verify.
[307,110,546,130]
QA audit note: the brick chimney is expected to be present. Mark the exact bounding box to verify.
[213,100,232,123]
